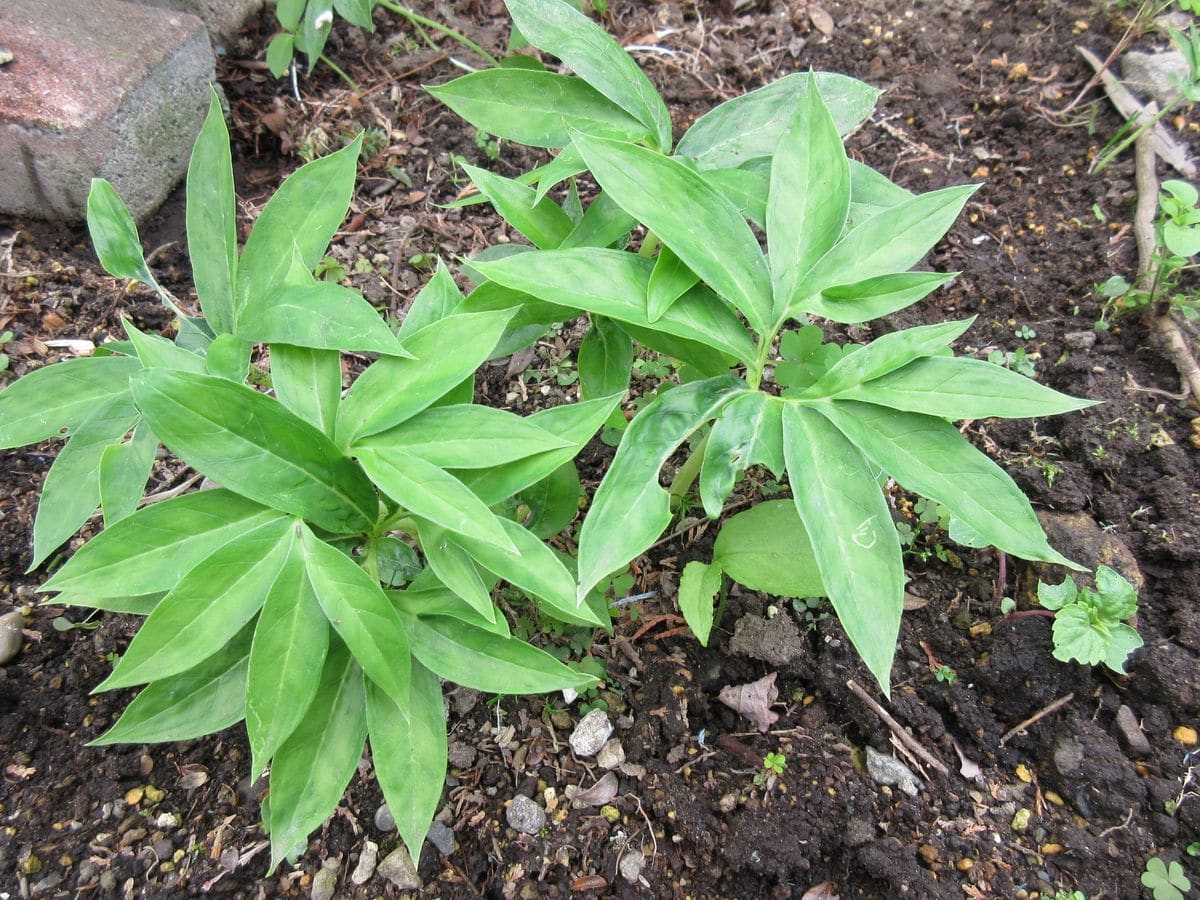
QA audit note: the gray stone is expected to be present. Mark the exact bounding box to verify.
[1114,704,1152,755]
[373,803,395,832]
[619,850,645,884]
[729,613,806,667]
[865,746,920,797]
[1063,330,1097,351]
[1053,736,1085,778]
[0,0,215,222]
[426,821,456,856]
[376,846,421,892]
[596,738,625,771]
[569,709,614,758]
[1123,49,1191,105]
[505,794,546,834]
[447,740,477,770]
[309,858,339,900]
[128,0,265,41]
[350,841,378,886]
[0,611,25,665]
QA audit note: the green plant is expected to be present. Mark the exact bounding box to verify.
[431,0,1091,694]
[988,346,1037,377]
[1142,855,1193,900]
[0,89,611,873]
[934,664,957,685]
[1037,565,1143,672]
[1052,890,1085,900]
[763,751,787,775]
[0,330,13,373]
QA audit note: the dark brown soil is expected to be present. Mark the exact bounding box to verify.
[2,0,1199,897]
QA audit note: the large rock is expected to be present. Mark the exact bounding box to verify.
[0,0,215,221]
[130,0,266,41]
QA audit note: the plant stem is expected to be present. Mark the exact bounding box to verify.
[320,54,360,92]
[638,231,660,258]
[668,431,709,506]
[376,0,499,66]
[362,538,381,583]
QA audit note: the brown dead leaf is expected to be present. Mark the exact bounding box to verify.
[178,764,209,790]
[717,671,779,732]
[802,882,839,900]
[809,4,835,37]
[903,592,931,611]
[572,771,618,807]
[5,764,35,781]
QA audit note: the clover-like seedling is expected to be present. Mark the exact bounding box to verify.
[1141,855,1193,900]
[1037,565,1143,673]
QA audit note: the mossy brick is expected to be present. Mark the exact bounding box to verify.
[0,0,215,222]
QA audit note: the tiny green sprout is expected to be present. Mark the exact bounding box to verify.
[0,330,13,374]
[1141,855,1193,900]
[1052,890,1085,900]
[1038,566,1143,672]
[1015,324,1036,341]
[934,664,957,685]
[1187,842,1199,857]
[1000,596,1017,615]
[763,751,787,776]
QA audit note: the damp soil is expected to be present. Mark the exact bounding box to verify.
[1,0,1199,897]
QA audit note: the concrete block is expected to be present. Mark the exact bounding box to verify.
[129,0,266,42]
[0,0,215,222]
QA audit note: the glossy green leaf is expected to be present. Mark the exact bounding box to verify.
[559,191,638,250]
[355,445,515,551]
[577,376,745,600]
[767,77,850,310]
[133,370,377,533]
[98,423,157,526]
[268,640,367,872]
[334,0,375,29]
[572,133,774,335]
[266,32,295,78]
[427,69,648,149]
[123,320,206,373]
[676,72,881,170]
[461,164,574,250]
[368,662,447,866]
[470,249,757,364]
[86,179,154,287]
[302,526,412,709]
[647,246,699,323]
[578,315,633,399]
[701,167,768,229]
[356,405,570,469]
[712,499,824,598]
[403,613,598,693]
[337,309,515,444]
[239,282,411,356]
[276,0,304,30]
[791,184,979,312]
[96,517,294,691]
[532,145,588,205]
[0,355,140,449]
[42,490,282,597]
[187,87,238,334]
[678,561,721,647]
[53,591,163,615]
[236,136,362,325]
[698,392,783,518]
[518,461,581,538]
[415,519,495,622]
[91,622,253,745]
[806,272,957,324]
[399,262,462,340]
[838,356,1096,419]
[616,323,736,378]
[814,399,1080,568]
[32,396,139,568]
[299,0,334,72]
[205,334,253,382]
[504,0,672,150]
[782,404,904,694]
[847,160,913,225]
[246,534,329,776]
[270,345,342,437]
[391,586,510,636]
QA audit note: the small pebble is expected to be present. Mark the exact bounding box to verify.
[447,741,477,769]
[619,850,645,884]
[1011,808,1031,831]
[374,803,396,832]
[506,795,546,834]
[596,738,625,770]
[427,821,456,856]
[1114,705,1151,755]
[377,846,421,891]
[310,857,339,900]
[600,805,621,824]
[569,709,614,758]
[865,746,920,797]
[351,841,378,885]
[0,611,23,665]
[155,812,180,830]
[1175,725,1198,746]
[1063,330,1097,351]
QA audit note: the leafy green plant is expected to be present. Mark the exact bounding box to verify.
[934,664,957,685]
[1142,855,1193,900]
[1037,565,1143,672]
[0,330,12,374]
[0,88,612,873]
[432,0,1091,694]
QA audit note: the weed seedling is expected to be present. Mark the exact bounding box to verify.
[1037,565,1143,672]
[1141,855,1192,900]
[934,664,958,685]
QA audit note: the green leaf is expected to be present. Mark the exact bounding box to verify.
[355,405,571,469]
[577,376,745,599]
[532,145,588,205]
[337,309,515,443]
[676,72,881,170]
[461,163,574,250]
[578,315,633,399]
[1037,577,1078,611]
[1093,565,1139,620]
[32,396,140,568]
[399,262,462,340]
[647,246,699,323]
[239,282,411,356]
[678,560,721,646]
[767,75,850,310]
[847,160,914,225]
[427,69,648,149]
[334,0,375,29]
[299,0,334,72]
[791,184,979,312]
[517,461,581,538]
[0,355,140,449]
[504,0,672,150]
[814,400,1079,567]
[470,249,757,364]
[302,526,412,709]
[391,586,511,636]
[559,191,638,250]
[123,320,207,373]
[268,640,367,872]
[266,32,295,78]
[42,490,282,597]
[781,403,904,694]
[270,345,342,437]
[572,133,774,336]
[53,592,164,615]
[415,519,495,621]
[355,445,515,551]
[1050,604,1109,667]
[276,0,305,30]
[246,534,329,776]
[96,517,295,691]
[805,272,957,325]
[839,356,1096,419]
[91,622,253,745]
[402,613,598,693]
[701,167,768,230]
[86,179,155,287]
[236,136,362,326]
[133,370,378,533]
[205,334,253,382]
[699,392,783,518]
[616,323,736,378]
[98,423,157,526]
[367,663,447,866]
[187,87,238,334]
[711,500,824,598]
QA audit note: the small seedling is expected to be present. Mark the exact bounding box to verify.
[1014,324,1036,341]
[0,330,13,374]
[1141,855,1192,900]
[934,664,957,685]
[1037,565,1143,672]
[754,750,787,785]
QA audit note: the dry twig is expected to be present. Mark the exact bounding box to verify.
[846,679,949,776]
[999,692,1074,746]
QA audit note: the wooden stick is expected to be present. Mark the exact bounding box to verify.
[846,679,950,776]
[999,692,1074,747]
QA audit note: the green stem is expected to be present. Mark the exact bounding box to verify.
[362,538,381,583]
[376,0,500,66]
[320,54,360,92]
[668,431,709,506]
[638,231,660,258]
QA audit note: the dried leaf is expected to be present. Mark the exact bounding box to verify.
[717,671,779,732]
[903,592,931,611]
[952,738,983,781]
[809,5,835,37]
[179,764,209,790]
[802,882,840,900]
[572,771,618,807]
